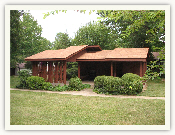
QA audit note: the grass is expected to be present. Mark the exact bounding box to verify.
[10,76,20,88]
[10,90,165,125]
[137,79,165,97]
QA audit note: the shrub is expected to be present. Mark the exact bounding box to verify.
[66,62,78,80]
[121,73,143,95]
[82,84,91,89]
[94,73,143,95]
[121,73,141,82]
[68,77,82,91]
[26,76,45,90]
[109,77,123,94]
[54,85,69,91]
[16,70,31,89]
[94,75,109,89]
[123,79,143,95]
[94,76,116,94]
[41,82,53,90]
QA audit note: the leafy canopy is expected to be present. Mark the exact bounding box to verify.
[72,21,119,50]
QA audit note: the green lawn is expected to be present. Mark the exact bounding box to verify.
[10,90,165,125]
[137,79,165,97]
[10,76,20,88]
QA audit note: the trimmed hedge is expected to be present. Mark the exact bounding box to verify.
[26,76,45,90]
[41,82,53,90]
[16,73,91,92]
[68,77,83,91]
[94,73,143,95]
[122,73,141,82]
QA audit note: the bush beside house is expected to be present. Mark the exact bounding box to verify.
[94,73,143,95]
[16,71,143,95]
[16,71,91,91]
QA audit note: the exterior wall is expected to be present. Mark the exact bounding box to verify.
[80,61,111,80]
[67,49,87,62]
[122,62,140,76]
[79,61,145,80]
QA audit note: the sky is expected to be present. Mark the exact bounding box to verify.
[29,10,100,42]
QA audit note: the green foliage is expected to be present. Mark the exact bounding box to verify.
[53,85,69,92]
[97,10,165,52]
[121,73,143,94]
[72,22,119,50]
[16,70,31,89]
[94,76,123,95]
[52,32,72,49]
[19,13,50,59]
[41,82,53,90]
[144,47,165,81]
[68,77,83,91]
[66,62,78,79]
[10,10,24,68]
[26,76,45,90]
[121,73,141,82]
[122,80,143,95]
[10,11,51,68]
[82,84,91,89]
[94,74,143,95]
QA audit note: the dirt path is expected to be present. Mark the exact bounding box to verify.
[10,88,165,100]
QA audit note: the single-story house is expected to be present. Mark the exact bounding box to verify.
[25,45,149,84]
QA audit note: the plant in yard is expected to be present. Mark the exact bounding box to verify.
[16,70,31,89]
[68,77,83,91]
[81,84,91,89]
[121,73,141,82]
[41,82,53,90]
[94,73,143,95]
[122,79,143,95]
[26,76,45,90]
[52,85,69,92]
[121,73,143,95]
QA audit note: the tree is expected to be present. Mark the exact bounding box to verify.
[97,10,165,80]
[52,32,72,49]
[73,22,119,50]
[97,10,165,52]
[10,11,51,69]
[10,10,24,68]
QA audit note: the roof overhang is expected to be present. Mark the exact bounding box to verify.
[77,58,147,62]
[25,58,66,61]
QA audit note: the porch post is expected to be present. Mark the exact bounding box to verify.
[32,61,38,76]
[48,61,53,83]
[114,62,116,77]
[59,61,63,83]
[143,62,147,76]
[43,62,47,81]
[111,62,113,76]
[78,62,81,78]
[63,61,67,85]
[140,62,143,77]
[39,63,41,77]
[54,62,58,83]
